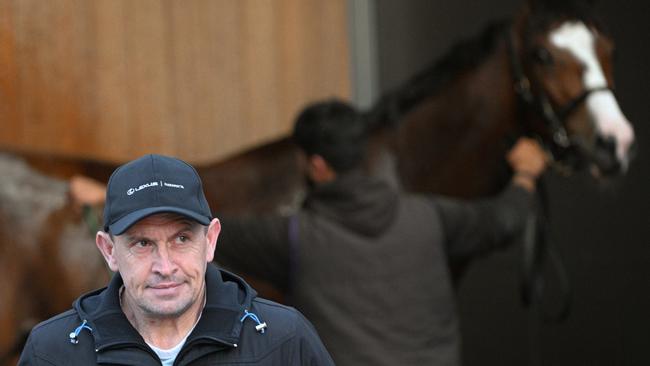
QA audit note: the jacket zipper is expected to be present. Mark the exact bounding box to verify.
[174,336,237,366]
[95,341,161,362]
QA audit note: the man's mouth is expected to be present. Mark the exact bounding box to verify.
[148,282,183,296]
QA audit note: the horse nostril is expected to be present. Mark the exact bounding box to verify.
[595,136,617,156]
[592,136,622,175]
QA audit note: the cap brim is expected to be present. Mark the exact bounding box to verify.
[108,207,212,235]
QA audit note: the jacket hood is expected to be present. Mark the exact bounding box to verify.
[72,265,257,354]
[303,170,399,237]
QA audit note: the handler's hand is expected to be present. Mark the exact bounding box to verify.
[507,138,548,191]
[69,175,107,208]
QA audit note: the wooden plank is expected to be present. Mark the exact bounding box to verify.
[121,0,174,158]
[0,0,351,164]
[89,0,131,158]
[0,0,21,145]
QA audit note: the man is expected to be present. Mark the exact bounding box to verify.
[19,154,334,365]
[213,99,548,365]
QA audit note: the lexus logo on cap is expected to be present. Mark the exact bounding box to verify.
[126,181,185,196]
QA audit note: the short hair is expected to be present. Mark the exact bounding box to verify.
[291,99,367,172]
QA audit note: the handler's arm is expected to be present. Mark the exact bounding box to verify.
[434,184,535,263]
[214,214,291,292]
[435,138,547,263]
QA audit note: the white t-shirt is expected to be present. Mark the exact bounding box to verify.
[123,286,205,365]
[146,313,202,366]
[148,337,187,366]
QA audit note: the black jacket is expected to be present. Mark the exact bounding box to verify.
[18,265,334,365]
[215,171,535,366]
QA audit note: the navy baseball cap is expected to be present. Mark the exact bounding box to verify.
[103,154,213,235]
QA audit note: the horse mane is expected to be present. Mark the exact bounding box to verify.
[365,20,510,131]
[365,0,605,132]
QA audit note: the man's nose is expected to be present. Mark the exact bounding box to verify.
[152,244,177,275]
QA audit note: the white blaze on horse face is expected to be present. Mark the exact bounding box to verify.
[550,22,635,168]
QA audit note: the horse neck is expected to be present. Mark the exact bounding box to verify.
[395,37,523,197]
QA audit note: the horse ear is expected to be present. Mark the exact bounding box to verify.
[525,0,598,11]
[574,0,598,9]
[524,0,546,11]
[513,1,533,38]
[307,154,337,183]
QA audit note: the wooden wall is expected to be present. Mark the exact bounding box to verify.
[0,0,350,165]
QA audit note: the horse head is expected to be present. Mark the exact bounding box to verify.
[364,0,636,197]
[512,0,635,176]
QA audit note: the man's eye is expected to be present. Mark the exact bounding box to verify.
[177,235,189,243]
[128,240,153,254]
[134,240,150,248]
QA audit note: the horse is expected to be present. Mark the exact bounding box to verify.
[0,0,635,363]
[0,153,111,365]
[365,0,634,198]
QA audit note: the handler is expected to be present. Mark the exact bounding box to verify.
[214,99,548,365]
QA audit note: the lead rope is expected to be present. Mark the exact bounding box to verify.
[526,178,572,322]
[522,177,573,366]
[506,24,573,324]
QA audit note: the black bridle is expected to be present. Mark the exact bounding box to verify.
[506,26,611,171]
[504,25,592,327]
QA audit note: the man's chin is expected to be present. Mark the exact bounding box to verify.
[139,297,195,318]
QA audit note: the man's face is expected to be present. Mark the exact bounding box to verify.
[100,214,219,318]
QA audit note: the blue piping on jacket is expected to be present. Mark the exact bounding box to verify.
[240,310,267,334]
[69,320,93,344]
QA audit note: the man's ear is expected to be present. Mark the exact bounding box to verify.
[96,232,118,272]
[205,218,221,262]
[307,154,337,183]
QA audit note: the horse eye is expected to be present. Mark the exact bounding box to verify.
[532,47,554,66]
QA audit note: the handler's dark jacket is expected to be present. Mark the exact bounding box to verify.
[18,265,334,365]
[215,171,536,366]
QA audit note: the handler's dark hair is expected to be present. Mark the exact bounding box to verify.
[292,99,367,172]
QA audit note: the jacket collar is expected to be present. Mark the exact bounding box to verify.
[73,265,255,360]
[304,170,399,237]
